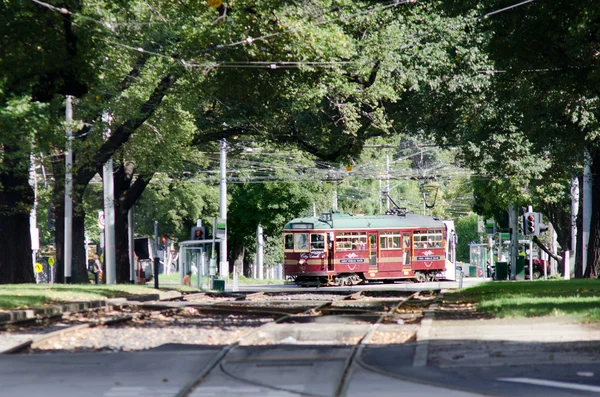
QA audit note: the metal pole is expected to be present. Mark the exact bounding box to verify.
[219,139,229,280]
[64,95,73,283]
[509,205,518,280]
[128,207,135,283]
[571,176,579,263]
[528,237,533,281]
[583,151,592,276]
[102,112,116,284]
[153,220,159,289]
[386,153,390,212]
[257,224,264,279]
[29,154,39,273]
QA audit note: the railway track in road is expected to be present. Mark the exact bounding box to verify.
[178,290,433,397]
[1,290,438,397]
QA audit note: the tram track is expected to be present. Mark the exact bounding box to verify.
[177,290,429,397]
[0,289,438,397]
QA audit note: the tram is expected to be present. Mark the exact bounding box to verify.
[282,209,457,286]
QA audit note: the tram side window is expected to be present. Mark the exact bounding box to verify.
[380,233,401,250]
[335,232,367,251]
[413,230,443,249]
[294,233,309,252]
[311,234,325,250]
[284,234,294,251]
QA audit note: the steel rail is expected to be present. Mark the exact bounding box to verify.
[174,296,346,397]
[334,291,421,397]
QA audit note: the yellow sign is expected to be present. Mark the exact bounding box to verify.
[35,263,43,273]
[207,0,222,8]
[48,257,55,267]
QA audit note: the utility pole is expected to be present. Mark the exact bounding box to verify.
[128,206,135,283]
[102,112,116,284]
[386,153,390,212]
[153,220,159,289]
[29,154,39,273]
[571,177,579,259]
[509,205,518,280]
[64,95,73,283]
[583,150,592,276]
[219,139,229,280]
[257,224,264,279]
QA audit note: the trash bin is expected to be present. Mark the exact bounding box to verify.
[515,256,525,280]
[212,279,225,291]
[495,261,508,280]
[469,265,478,278]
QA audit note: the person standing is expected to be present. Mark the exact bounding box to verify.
[92,254,102,284]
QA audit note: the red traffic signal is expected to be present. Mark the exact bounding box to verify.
[191,226,206,240]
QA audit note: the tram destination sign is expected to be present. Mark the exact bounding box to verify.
[416,255,441,261]
[340,258,365,264]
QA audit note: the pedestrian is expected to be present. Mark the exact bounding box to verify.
[92,254,102,284]
[182,271,192,286]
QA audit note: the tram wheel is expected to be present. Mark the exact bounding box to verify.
[415,272,426,283]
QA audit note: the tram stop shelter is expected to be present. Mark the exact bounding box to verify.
[178,239,221,289]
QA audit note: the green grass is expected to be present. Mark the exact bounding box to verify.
[0,284,161,310]
[448,279,600,320]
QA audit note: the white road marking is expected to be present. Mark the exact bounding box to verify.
[498,377,600,393]
[104,386,180,397]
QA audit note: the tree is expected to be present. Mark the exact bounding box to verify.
[455,213,479,263]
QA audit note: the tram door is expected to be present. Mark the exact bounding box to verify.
[369,233,378,268]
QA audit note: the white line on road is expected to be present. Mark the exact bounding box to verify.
[498,377,600,393]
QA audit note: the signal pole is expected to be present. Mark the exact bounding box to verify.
[64,95,73,283]
[102,112,116,284]
[219,139,229,280]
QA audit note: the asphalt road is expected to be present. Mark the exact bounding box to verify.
[2,343,599,396]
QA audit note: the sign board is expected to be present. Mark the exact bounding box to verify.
[34,263,43,273]
[48,257,55,267]
[98,211,105,229]
[216,217,226,238]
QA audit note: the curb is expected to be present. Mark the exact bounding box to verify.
[0,300,106,325]
[0,290,183,326]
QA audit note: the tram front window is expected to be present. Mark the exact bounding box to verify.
[294,233,309,252]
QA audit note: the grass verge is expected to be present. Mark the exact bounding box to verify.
[0,284,160,310]
[446,279,600,321]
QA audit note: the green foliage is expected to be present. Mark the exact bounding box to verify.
[134,177,219,242]
[455,213,479,263]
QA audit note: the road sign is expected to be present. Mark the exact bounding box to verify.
[216,218,226,238]
[48,257,55,267]
[34,263,43,273]
[98,211,105,229]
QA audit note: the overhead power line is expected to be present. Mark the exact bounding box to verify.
[484,0,537,18]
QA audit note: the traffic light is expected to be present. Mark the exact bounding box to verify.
[523,212,540,236]
[191,226,206,240]
[159,237,167,251]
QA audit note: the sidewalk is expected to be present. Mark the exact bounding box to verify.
[419,308,600,368]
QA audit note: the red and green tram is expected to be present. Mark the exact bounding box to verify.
[283,211,457,286]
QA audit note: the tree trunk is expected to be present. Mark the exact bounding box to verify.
[114,204,130,283]
[585,150,600,278]
[113,163,152,283]
[575,176,584,278]
[231,243,244,276]
[0,145,35,284]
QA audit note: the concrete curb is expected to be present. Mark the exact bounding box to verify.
[0,290,183,326]
[0,300,107,325]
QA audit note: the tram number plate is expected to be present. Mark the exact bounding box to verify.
[416,256,441,261]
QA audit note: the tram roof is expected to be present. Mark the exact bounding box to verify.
[283,212,446,231]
